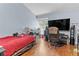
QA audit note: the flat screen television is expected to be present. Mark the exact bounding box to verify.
[48,18,70,31]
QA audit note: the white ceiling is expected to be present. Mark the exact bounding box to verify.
[24,3,79,16]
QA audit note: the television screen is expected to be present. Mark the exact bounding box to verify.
[48,18,70,31]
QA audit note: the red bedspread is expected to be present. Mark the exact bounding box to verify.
[0,35,35,56]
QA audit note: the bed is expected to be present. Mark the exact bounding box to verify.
[0,35,35,56]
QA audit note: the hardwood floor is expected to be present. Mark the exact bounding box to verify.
[22,38,77,56]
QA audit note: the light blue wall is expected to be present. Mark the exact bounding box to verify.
[0,4,39,37]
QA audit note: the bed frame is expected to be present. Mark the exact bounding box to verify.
[12,41,36,56]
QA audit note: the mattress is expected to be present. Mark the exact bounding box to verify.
[0,35,35,56]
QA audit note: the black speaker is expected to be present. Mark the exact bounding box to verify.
[70,25,75,45]
[77,34,79,49]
